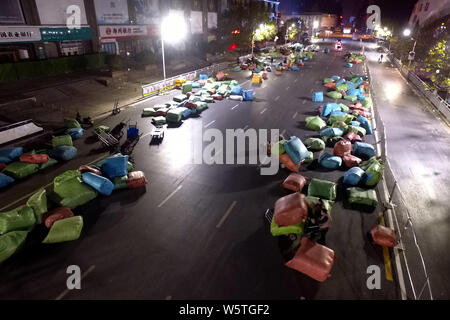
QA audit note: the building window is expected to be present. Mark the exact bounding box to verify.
[419,3,423,11]
[425,2,429,11]
[192,0,202,11]
[208,0,217,11]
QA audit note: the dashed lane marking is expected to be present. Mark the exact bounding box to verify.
[157,185,183,208]
[204,120,216,128]
[292,112,298,119]
[216,201,238,228]
[231,103,240,110]
[274,96,280,101]
[260,108,267,114]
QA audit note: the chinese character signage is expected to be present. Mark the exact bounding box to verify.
[94,0,129,24]
[0,26,41,43]
[99,25,148,38]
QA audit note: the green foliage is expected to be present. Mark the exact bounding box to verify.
[425,39,449,90]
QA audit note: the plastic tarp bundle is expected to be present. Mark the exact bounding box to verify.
[82,172,114,196]
[284,137,309,165]
[273,193,308,227]
[344,95,357,103]
[0,147,23,164]
[50,146,77,161]
[0,231,28,263]
[230,86,243,96]
[321,103,341,117]
[331,121,348,131]
[19,153,49,164]
[181,83,192,94]
[166,108,184,123]
[271,140,286,156]
[52,135,73,148]
[53,170,97,209]
[0,206,36,235]
[356,115,373,134]
[347,187,378,207]
[371,225,397,247]
[0,173,14,188]
[320,127,344,137]
[353,142,375,159]
[362,96,373,108]
[319,152,342,169]
[333,140,352,157]
[308,178,337,201]
[195,102,208,112]
[361,158,384,187]
[182,107,197,119]
[323,78,334,84]
[313,92,323,102]
[42,216,83,244]
[26,188,47,224]
[327,91,342,100]
[343,154,362,168]
[324,82,336,89]
[101,155,128,179]
[243,89,254,101]
[66,128,84,140]
[78,165,102,176]
[304,138,325,151]
[3,161,38,179]
[321,136,344,148]
[349,121,360,127]
[42,206,74,228]
[306,116,326,131]
[270,218,304,236]
[336,83,349,92]
[282,173,308,192]
[199,74,208,80]
[343,167,365,186]
[126,171,148,189]
[152,116,167,125]
[285,237,336,282]
[328,112,348,124]
[347,88,361,96]
[64,118,81,129]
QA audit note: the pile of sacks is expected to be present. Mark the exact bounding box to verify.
[142,75,253,125]
[0,153,148,263]
[347,53,365,64]
[320,74,372,106]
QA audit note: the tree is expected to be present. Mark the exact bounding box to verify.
[425,39,450,91]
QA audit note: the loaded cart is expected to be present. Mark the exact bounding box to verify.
[120,121,140,155]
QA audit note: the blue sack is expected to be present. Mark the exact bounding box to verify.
[66,128,84,140]
[336,79,345,86]
[319,152,342,169]
[243,89,254,101]
[0,156,12,164]
[82,172,114,196]
[199,74,208,80]
[50,146,77,161]
[321,102,340,116]
[230,86,243,96]
[102,155,129,179]
[331,76,340,81]
[353,142,376,159]
[350,121,360,127]
[0,147,23,161]
[356,115,373,134]
[313,92,323,102]
[320,127,344,137]
[304,57,309,61]
[253,68,261,73]
[347,88,361,96]
[182,108,197,119]
[192,82,201,88]
[284,137,309,165]
[345,63,353,68]
[357,94,366,101]
[343,167,365,186]
[0,173,15,188]
[290,67,299,71]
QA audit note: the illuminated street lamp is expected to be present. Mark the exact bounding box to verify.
[161,13,187,81]
[402,28,416,67]
[403,28,411,37]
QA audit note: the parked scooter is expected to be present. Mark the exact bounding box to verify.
[76,112,94,128]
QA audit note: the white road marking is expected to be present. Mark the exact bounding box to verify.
[274,96,280,101]
[216,201,237,228]
[286,86,290,90]
[260,108,267,114]
[231,103,240,110]
[157,185,182,208]
[292,112,298,119]
[204,120,216,128]
[302,100,307,104]
[294,79,298,83]
[55,265,96,300]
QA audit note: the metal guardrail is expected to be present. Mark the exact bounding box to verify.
[141,62,230,97]
[389,54,450,120]
[367,64,433,300]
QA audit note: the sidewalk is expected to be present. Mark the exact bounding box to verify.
[367,50,450,299]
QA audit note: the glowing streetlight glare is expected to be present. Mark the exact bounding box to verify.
[403,28,411,37]
[292,23,295,28]
[161,13,187,43]
[313,20,319,29]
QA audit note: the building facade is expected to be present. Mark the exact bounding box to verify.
[408,0,450,29]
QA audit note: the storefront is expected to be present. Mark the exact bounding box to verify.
[0,26,41,62]
[98,25,150,57]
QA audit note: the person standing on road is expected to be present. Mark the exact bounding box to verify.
[378,54,384,63]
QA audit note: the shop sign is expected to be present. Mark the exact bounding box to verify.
[0,26,41,43]
[99,25,148,39]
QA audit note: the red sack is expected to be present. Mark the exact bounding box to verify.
[352,109,371,118]
[207,89,216,95]
[298,62,304,66]
[198,80,207,87]
[215,71,225,81]
[78,165,102,176]
[282,173,308,192]
[126,171,148,189]
[355,102,363,108]
[333,140,352,157]
[324,82,336,89]
[274,193,308,226]
[212,94,223,100]
[0,163,6,171]
[285,237,336,282]
[262,73,268,80]
[371,225,397,247]
[279,153,301,173]
[344,132,363,143]
[43,206,74,228]
[185,101,197,110]
[275,71,282,76]
[248,65,256,70]
[20,154,49,164]
[342,154,362,168]
[240,64,248,70]
[317,105,323,114]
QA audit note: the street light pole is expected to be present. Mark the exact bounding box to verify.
[161,36,166,81]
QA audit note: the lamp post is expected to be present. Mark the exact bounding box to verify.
[403,28,417,67]
[161,13,187,82]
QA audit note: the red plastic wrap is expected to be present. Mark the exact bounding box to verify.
[20,154,50,164]
[342,154,362,168]
[344,132,363,143]
[78,165,102,176]
[279,153,301,173]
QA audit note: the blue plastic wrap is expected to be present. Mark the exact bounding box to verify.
[349,121,361,127]
[320,127,344,137]
[81,172,114,196]
[319,152,342,169]
[243,89,254,101]
[290,67,299,71]
[284,137,309,165]
[0,147,23,161]
[230,86,243,96]
[312,92,323,102]
[347,88,361,96]
[50,146,77,161]
[343,167,365,186]
[66,128,84,140]
[0,173,15,188]
[199,74,208,80]
[356,115,373,134]
[101,155,129,179]
[353,142,376,159]
[320,102,341,116]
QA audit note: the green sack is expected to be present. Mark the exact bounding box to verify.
[303,151,314,164]
[307,178,337,201]
[52,134,73,148]
[327,91,342,99]
[361,158,384,187]
[306,116,326,131]
[270,218,304,236]
[54,170,81,190]
[152,104,167,110]
[321,136,344,147]
[230,80,239,87]
[339,103,350,112]
[166,108,183,123]
[196,102,209,111]
[331,121,348,131]
[271,140,286,156]
[347,187,378,207]
[346,125,366,137]
[64,118,81,129]
[26,188,47,224]
[53,173,97,209]
[142,108,155,117]
[42,216,83,244]
[336,84,349,92]
[3,161,39,179]
[305,196,334,214]
[39,158,58,170]
[127,161,134,172]
[181,83,192,94]
[173,94,187,103]
[304,138,325,151]
[94,125,110,134]
[361,96,372,108]
[329,113,347,124]
[113,176,128,190]
[0,206,36,235]
[344,95,358,103]
[344,114,355,124]
[323,78,334,84]
[152,116,166,125]
[0,231,28,263]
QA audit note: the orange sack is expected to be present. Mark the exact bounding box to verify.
[279,153,301,173]
[274,193,308,226]
[282,173,308,192]
[333,140,352,157]
[20,154,49,164]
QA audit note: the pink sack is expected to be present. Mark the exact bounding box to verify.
[282,173,308,192]
[274,193,308,226]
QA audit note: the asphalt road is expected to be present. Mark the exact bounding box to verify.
[0,41,401,300]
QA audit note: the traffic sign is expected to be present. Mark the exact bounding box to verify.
[408,51,415,61]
